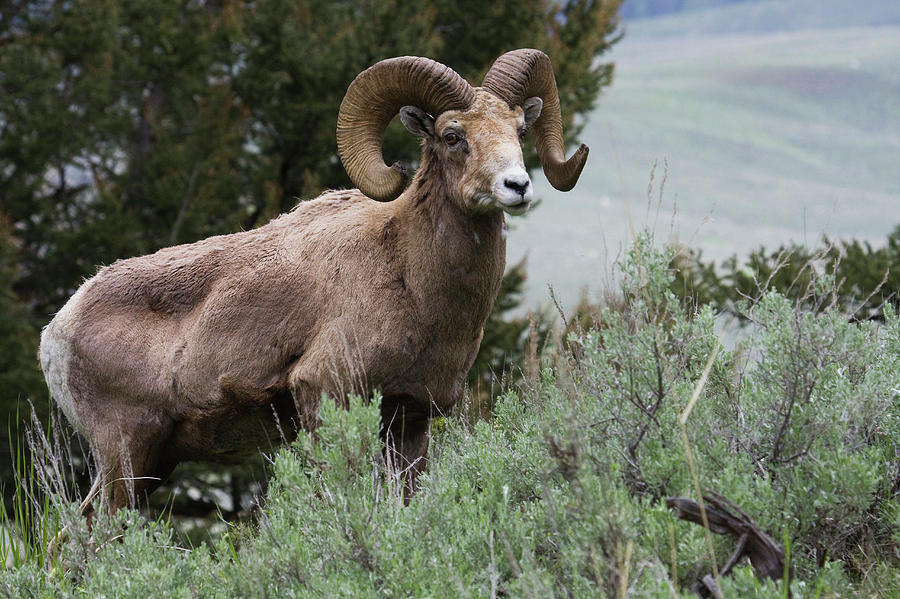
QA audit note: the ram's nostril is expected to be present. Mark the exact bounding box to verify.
[504,178,529,195]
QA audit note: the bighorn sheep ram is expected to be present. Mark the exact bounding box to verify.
[40,48,588,511]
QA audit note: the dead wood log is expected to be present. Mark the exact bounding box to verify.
[667,492,790,598]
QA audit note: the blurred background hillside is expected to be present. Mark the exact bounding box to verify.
[510,0,900,309]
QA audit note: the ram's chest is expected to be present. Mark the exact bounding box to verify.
[372,264,500,405]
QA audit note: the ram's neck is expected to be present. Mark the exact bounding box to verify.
[395,163,507,333]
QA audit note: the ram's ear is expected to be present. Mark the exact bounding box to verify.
[522,97,543,128]
[399,106,435,138]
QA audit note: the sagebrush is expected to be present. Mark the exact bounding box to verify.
[2,234,898,597]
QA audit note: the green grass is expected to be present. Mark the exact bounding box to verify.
[2,233,897,597]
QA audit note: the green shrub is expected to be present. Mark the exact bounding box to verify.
[671,225,900,322]
[2,232,897,597]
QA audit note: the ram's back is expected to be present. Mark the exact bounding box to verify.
[40,191,388,434]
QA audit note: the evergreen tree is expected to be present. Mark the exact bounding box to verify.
[0,219,45,488]
[2,0,623,389]
[672,225,900,321]
[0,221,44,402]
[1,1,248,318]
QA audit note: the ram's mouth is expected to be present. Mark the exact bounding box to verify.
[500,199,531,215]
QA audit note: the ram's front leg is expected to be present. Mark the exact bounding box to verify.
[380,395,430,499]
[287,377,327,433]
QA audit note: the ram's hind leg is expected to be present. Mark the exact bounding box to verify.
[380,396,430,498]
[87,406,177,514]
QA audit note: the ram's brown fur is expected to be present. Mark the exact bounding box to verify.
[40,50,588,512]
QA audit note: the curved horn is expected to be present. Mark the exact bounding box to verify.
[482,49,588,191]
[337,57,476,201]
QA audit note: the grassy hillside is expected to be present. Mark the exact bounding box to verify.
[621,0,753,21]
[627,0,900,34]
[3,237,898,596]
[509,0,900,311]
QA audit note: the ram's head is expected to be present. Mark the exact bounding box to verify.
[337,49,589,215]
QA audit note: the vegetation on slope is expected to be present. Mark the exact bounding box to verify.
[2,235,897,597]
[672,224,900,323]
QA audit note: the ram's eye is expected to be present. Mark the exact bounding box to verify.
[518,129,527,143]
[444,131,460,146]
